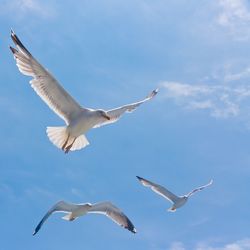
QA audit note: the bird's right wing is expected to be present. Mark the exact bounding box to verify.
[186,179,213,197]
[136,176,180,203]
[10,30,83,124]
[93,89,158,128]
[33,200,78,235]
[88,201,136,233]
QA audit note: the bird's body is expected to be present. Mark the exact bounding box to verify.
[67,109,104,136]
[136,176,213,212]
[33,200,136,235]
[168,196,188,211]
[10,30,158,153]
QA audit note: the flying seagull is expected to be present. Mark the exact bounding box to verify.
[10,30,158,153]
[136,176,213,212]
[33,200,136,235]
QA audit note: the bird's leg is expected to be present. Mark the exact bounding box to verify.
[62,134,70,151]
[64,137,77,154]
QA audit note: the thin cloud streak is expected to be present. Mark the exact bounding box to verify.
[1,0,56,19]
[216,0,250,40]
[161,81,250,119]
[169,238,250,250]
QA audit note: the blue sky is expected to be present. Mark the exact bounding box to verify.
[1,0,250,249]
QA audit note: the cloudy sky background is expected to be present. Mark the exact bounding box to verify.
[1,0,250,249]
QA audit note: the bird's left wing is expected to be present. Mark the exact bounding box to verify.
[186,180,213,197]
[93,89,158,128]
[33,200,78,235]
[136,176,180,203]
[87,202,136,233]
[10,30,83,124]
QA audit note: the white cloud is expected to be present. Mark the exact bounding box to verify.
[161,81,250,119]
[216,0,250,40]
[1,0,55,19]
[224,66,250,82]
[196,239,250,250]
[168,239,250,250]
[162,82,213,98]
[19,0,45,13]
[170,242,186,250]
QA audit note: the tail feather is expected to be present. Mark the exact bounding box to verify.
[71,135,89,151]
[47,126,67,149]
[168,206,176,212]
[62,213,75,221]
[46,126,90,151]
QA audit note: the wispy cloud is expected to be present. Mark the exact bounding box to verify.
[216,0,250,40]
[197,238,250,250]
[224,66,250,82]
[1,0,56,19]
[170,242,186,250]
[169,238,250,250]
[161,81,247,118]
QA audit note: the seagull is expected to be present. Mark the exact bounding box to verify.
[33,200,136,235]
[10,30,158,153]
[136,176,213,212]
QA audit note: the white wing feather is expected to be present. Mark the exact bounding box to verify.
[33,201,79,235]
[10,30,83,124]
[137,176,180,203]
[186,180,213,197]
[88,202,136,233]
[93,89,158,128]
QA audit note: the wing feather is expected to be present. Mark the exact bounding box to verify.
[88,202,136,233]
[136,176,180,203]
[33,201,78,235]
[186,180,213,197]
[10,30,83,124]
[93,89,158,128]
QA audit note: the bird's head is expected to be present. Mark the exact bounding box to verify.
[97,109,111,120]
[182,195,188,200]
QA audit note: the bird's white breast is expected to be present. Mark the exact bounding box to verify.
[175,198,188,208]
[68,110,100,136]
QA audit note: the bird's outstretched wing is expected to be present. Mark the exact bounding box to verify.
[10,30,83,124]
[88,201,136,233]
[186,180,213,198]
[93,89,158,128]
[136,176,180,204]
[33,201,78,235]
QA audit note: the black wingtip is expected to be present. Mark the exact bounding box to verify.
[32,223,41,236]
[9,46,17,54]
[151,88,159,97]
[147,88,159,99]
[11,29,15,36]
[153,88,159,94]
[10,30,18,44]
[10,30,31,56]
[126,226,136,234]
[136,176,143,181]
[126,219,137,234]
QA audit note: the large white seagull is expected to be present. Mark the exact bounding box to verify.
[10,30,158,153]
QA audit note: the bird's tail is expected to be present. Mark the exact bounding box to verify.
[168,206,176,212]
[61,213,76,221]
[46,126,90,151]
[46,126,68,149]
[70,134,90,151]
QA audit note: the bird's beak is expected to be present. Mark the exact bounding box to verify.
[103,113,111,120]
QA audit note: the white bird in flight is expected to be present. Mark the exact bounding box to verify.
[10,30,158,153]
[33,200,136,235]
[136,176,213,212]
